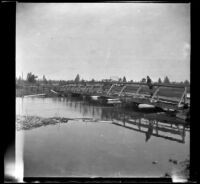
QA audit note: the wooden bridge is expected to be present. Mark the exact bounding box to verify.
[53,82,190,112]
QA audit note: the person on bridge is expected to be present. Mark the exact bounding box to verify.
[147,76,153,96]
[147,76,152,89]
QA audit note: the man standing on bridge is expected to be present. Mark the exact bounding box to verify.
[147,76,153,96]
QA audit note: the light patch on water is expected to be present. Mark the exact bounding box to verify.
[4,139,24,182]
[15,131,24,182]
[171,167,188,183]
[4,160,15,181]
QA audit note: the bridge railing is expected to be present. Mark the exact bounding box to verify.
[103,83,189,104]
[58,82,190,109]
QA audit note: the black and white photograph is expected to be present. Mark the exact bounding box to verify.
[6,2,191,182]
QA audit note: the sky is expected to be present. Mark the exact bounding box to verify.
[16,3,190,82]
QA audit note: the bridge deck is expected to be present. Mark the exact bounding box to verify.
[54,82,190,111]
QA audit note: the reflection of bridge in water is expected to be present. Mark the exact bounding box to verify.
[64,97,189,144]
[101,108,189,144]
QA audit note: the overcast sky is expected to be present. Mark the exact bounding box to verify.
[16,3,190,82]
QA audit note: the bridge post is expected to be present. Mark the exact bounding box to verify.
[77,84,82,93]
[96,85,103,94]
[68,85,71,93]
[107,83,116,96]
[70,85,75,93]
[85,85,89,94]
[150,86,160,103]
[82,86,87,94]
[178,87,187,108]
[118,85,127,97]
[133,85,143,98]
[184,87,187,104]
[64,85,68,93]
[67,85,71,93]
[90,85,95,95]
[136,85,142,94]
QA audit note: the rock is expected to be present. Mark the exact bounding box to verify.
[169,158,178,164]
[172,160,178,164]
[152,161,158,164]
[164,173,170,177]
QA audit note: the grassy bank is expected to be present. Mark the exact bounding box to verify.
[16,115,113,131]
[16,84,58,97]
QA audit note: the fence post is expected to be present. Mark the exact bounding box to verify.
[118,85,127,97]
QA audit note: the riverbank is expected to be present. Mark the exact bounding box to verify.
[16,83,59,97]
[16,115,71,131]
[16,115,112,131]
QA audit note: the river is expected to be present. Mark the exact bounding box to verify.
[16,97,189,178]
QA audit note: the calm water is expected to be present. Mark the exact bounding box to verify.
[16,97,190,177]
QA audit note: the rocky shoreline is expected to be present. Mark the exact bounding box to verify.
[16,115,109,131]
[16,115,72,131]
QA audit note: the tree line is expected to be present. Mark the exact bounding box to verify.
[16,72,190,86]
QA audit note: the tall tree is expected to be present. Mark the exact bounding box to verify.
[75,74,80,82]
[26,72,38,83]
[123,76,127,82]
[43,75,48,84]
[141,78,146,83]
[184,80,190,85]
[158,78,162,83]
[163,76,170,84]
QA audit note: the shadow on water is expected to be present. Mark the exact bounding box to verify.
[100,107,189,144]
[60,96,189,144]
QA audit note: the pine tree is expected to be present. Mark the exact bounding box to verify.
[163,76,170,84]
[123,76,127,82]
[158,78,162,83]
[184,80,190,85]
[26,72,38,83]
[43,75,47,84]
[75,74,80,82]
[141,78,146,83]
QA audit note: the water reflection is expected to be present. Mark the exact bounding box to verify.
[17,97,189,144]
[16,97,190,177]
[101,108,188,144]
[66,97,189,144]
[145,120,154,142]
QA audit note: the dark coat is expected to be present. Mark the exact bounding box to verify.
[147,77,153,89]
